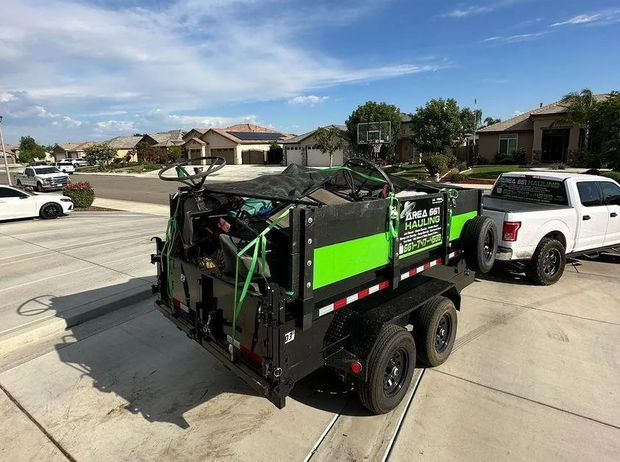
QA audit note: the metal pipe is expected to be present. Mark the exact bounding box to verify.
[0,115,12,186]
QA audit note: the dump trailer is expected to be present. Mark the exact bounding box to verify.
[151,157,497,414]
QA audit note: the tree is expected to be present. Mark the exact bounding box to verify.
[590,91,620,169]
[135,141,158,163]
[167,145,184,163]
[18,136,46,163]
[314,126,345,168]
[558,88,598,149]
[345,101,401,157]
[460,108,482,136]
[84,143,116,166]
[483,117,502,127]
[409,98,466,154]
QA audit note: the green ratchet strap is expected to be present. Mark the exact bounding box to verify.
[163,197,182,312]
[231,207,292,360]
[322,166,388,184]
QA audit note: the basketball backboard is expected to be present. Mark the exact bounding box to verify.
[357,121,392,145]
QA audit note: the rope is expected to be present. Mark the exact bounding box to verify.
[321,166,388,184]
[231,208,292,360]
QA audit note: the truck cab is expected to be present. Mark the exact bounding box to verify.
[15,166,70,192]
[483,172,620,284]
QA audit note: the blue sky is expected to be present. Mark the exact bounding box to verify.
[1,0,619,144]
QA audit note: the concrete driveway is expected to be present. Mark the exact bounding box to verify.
[1,249,619,461]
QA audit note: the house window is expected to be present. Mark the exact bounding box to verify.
[498,134,518,155]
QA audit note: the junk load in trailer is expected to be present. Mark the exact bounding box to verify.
[151,157,497,414]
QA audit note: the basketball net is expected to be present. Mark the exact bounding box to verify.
[370,142,382,158]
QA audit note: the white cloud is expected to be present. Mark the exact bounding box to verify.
[513,110,525,116]
[444,6,493,18]
[0,0,444,142]
[287,95,330,105]
[550,10,620,27]
[482,32,545,44]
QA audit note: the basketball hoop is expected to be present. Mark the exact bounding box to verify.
[357,121,391,159]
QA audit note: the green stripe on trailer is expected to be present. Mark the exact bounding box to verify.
[450,210,477,241]
[313,233,391,289]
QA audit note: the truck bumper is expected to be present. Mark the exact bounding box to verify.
[496,246,514,261]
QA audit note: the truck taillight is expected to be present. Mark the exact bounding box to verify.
[502,221,521,242]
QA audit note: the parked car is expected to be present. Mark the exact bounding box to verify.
[65,158,88,167]
[14,166,70,192]
[0,185,73,221]
[54,161,76,174]
[483,172,620,285]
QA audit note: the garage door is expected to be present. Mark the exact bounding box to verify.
[242,150,265,164]
[286,148,303,166]
[210,148,235,165]
[307,148,344,167]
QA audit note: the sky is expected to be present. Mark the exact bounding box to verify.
[0,0,619,145]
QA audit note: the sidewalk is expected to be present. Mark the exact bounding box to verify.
[94,197,169,216]
[0,212,166,355]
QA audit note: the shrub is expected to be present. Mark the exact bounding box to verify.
[112,158,123,165]
[472,155,486,166]
[423,154,450,176]
[603,171,620,183]
[446,154,458,169]
[550,162,567,170]
[63,182,95,208]
[494,152,512,164]
[457,162,468,172]
[448,168,468,182]
[512,148,526,165]
[570,150,603,169]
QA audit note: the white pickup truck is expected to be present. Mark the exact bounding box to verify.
[483,172,620,285]
[14,165,70,192]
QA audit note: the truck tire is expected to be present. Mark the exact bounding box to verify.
[464,215,497,274]
[16,179,22,187]
[414,296,458,367]
[36,182,44,193]
[525,237,566,285]
[357,324,416,414]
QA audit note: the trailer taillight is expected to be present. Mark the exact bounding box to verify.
[350,361,363,374]
[502,221,521,242]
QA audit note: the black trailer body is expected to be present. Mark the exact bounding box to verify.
[151,159,495,413]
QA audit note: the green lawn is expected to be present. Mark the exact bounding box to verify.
[385,164,429,179]
[467,165,531,180]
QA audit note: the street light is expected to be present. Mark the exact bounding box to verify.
[0,115,12,186]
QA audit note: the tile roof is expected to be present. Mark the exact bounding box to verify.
[105,135,143,149]
[281,125,348,144]
[210,128,288,144]
[183,137,206,146]
[223,123,279,133]
[153,139,185,148]
[55,141,99,151]
[147,129,186,143]
[478,94,609,133]
[1,143,18,152]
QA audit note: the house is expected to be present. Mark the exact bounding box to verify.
[281,125,349,167]
[1,143,18,164]
[51,142,98,161]
[105,135,143,161]
[395,113,417,162]
[183,124,291,165]
[477,95,608,164]
[138,130,186,158]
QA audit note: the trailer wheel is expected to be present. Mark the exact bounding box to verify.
[464,216,497,274]
[357,324,416,414]
[525,237,566,285]
[414,296,457,367]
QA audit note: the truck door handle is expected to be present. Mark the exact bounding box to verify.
[611,213,618,218]
[583,215,591,221]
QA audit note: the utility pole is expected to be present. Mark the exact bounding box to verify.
[0,115,12,186]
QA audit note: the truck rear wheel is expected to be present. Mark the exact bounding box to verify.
[464,215,497,274]
[357,324,416,414]
[414,296,458,367]
[525,237,566,285]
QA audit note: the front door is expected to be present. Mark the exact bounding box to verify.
[599,181,620,246]
[541,129,570,163]
[575,181,608,251]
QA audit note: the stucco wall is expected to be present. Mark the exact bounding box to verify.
[478,132,534,163]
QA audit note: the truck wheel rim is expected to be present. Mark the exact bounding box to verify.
[483,231,495,261]
[435,314,452,353]
[383,349,408,397]
[543,249,561,276]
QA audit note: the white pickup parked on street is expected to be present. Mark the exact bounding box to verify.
[14,165,70,192]
[483,172,620,285]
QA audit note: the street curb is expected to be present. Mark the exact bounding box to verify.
[0,285,155,357]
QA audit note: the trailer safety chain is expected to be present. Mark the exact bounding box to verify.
[231,207,292,361]
[440,188,459,237]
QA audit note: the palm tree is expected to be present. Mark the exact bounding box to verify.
[558,88,598,149]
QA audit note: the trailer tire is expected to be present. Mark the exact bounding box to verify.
[414,296,458,367]
[357,324,416,415]
[525,237,566,285]
[464,215,497,274]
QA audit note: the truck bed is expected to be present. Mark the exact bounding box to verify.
[482,195,572,214]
